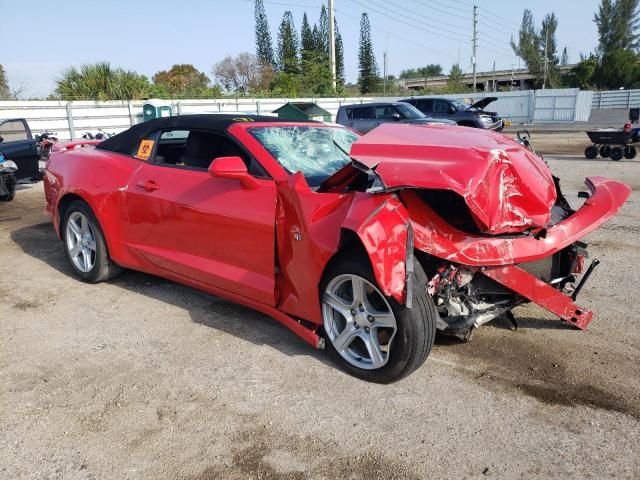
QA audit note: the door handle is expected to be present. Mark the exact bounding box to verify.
[137,180,159,192]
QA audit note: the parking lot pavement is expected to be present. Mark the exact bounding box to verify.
[1,158,639,480]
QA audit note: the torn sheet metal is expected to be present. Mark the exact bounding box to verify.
[482,265,593,329]
[350,123,556,234]
[402,177,631,266]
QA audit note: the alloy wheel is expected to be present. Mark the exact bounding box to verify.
[322,274,398,370]
[65,211,97,273]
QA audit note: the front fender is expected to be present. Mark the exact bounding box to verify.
[342,193,410,304]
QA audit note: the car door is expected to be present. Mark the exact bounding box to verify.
[0,119,40,180]
[346,106,377,134]
[124,128,278,306]
[416,99,434,116]
[431,99,451,120]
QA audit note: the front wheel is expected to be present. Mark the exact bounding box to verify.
[62,200,121,283]
[320,255,436,383]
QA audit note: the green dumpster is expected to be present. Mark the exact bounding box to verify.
[143,99,173,122]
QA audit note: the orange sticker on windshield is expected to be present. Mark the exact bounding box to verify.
[136,139,155,160]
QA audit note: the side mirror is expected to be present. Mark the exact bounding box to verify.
[448,106,456,114]
[391,113,402,121]
[208,156,259,189]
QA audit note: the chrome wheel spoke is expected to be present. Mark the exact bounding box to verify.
[371,312,395,328]
[323,292,352,321]
[351,276,367,307]
[332,323,358,352]
[362,331,386,369]
[69,244,82,258]
[80,215,89,235]
[68,218,82,237]
[82,249,92,271]
[85,239,96,251]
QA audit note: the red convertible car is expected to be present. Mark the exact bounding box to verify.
[43,115,630,383]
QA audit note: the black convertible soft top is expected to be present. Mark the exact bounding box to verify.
[97,114,316,155]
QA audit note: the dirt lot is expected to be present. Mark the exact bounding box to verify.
[1,154,639,479]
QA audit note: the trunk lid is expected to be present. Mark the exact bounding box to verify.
[349,123,556,234]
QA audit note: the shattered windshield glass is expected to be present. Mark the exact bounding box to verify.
[249,126,360,187]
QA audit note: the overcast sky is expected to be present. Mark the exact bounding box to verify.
[0,0,601,98]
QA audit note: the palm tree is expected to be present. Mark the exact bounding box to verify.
[55,62,152,100]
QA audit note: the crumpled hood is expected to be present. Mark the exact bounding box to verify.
[349,123,557,234]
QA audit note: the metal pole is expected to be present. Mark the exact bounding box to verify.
[65,102,75,140]
[511,64,514,91]
[328,0,336,91]
[472,5,478,92]
[492,60,496,92]
[543,28,549,90]
[383,51,387,96]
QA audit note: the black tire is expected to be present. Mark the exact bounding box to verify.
[599,145,611,158]
[61,199,121,283]
[624,146,637,159]
[320,253,437,383]
[609,147,624,161]
[584,146,598,159]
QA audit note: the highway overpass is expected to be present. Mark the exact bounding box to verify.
[398,64,576,91]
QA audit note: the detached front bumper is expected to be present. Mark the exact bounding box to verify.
[408,176,631,267]
[406,176,631,328]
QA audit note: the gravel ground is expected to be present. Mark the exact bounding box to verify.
[1,155,639,479]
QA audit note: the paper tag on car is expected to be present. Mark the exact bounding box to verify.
[136,140,155,160]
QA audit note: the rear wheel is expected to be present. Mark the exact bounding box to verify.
[321,254,436,383]
[624,146,637,159]
[599,145,611,158]
[62,200,121,283]
[584,146,598,159]
[609,147,624,161]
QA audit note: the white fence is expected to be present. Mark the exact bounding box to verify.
[0,89,594,140]
[591,89,640,109]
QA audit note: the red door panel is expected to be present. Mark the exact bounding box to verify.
[125,163,277,305]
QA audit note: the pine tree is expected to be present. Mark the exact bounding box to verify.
[318,5,329,55]
[561,47,569,65]
[278,11,299,74]
[541,13,560,86]
[301,13,314,64]
[594,0,640,54]
[254,0,275,68]
[358,13,379,94]
[0,65,10,100]
[335,18,345,86]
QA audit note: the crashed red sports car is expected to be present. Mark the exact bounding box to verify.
[43,115,631,383]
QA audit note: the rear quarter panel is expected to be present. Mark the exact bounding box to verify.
[45,147,142,265]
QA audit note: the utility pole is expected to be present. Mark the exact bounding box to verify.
[472,5,478,92]
[542,27,549,90]
[383,51,388,95]
[328,0,336,91]
[510,64,514,91]
[492,60,496,92]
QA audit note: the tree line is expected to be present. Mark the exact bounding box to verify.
[511,0,639,90]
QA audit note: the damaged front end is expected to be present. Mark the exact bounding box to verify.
[345,124,631,339]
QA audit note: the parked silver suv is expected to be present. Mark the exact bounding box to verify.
[336,102,456,134]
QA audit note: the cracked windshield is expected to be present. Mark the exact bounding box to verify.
[249,126,359,187]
